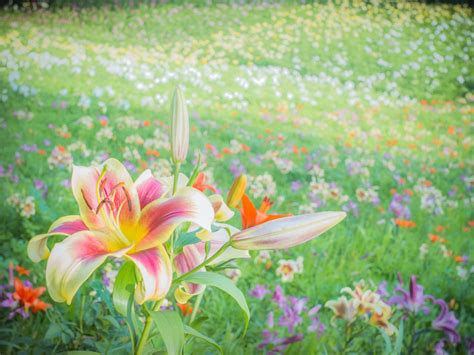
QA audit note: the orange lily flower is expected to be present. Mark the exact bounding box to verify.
[240,194,290,229]
[15,265,30,276]
[177,302,193,316]
[13,278,51,313]
[192,172,217,193]
[394,219,416,228]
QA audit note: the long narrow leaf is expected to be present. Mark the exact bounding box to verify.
[184,325,223,354]
[150,311,185,355]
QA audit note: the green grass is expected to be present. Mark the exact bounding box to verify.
[0,1,473,353]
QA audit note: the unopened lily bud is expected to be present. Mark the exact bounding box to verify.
[171,86,189,163]
[226,175,247,208]
[231,212,346,250]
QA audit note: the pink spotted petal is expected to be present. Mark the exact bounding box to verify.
[126,245,172,304]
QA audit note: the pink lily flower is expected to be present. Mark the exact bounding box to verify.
[27,158,214,305]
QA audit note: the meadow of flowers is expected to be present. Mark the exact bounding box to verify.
[0,1,473,354]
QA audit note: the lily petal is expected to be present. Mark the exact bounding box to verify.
[71,164,102,230]
[231,212,346,250]
[174,244,206,299]
[134,187,214,251]
[46,230,129,304]
[126,245,172,304]
[209,194,234,222]
[28,215,88,262]
[134,169,168,209]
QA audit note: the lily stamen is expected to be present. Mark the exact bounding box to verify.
[95,198,114,214]
[81,189,93,210]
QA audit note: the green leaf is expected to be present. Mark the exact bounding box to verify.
[174,230,200,251]
[113,261,136,317]
[183,272,250,335]
[184,325,223,354]
[150,311,185,355]
[112,261,138,353]
[394,320,404,355]
[63,352,101,355]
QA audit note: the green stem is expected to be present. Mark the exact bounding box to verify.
[79,294,86,333]
[172,162,181,195]
[173,241,232,284]
[135,300,163,355]
[190,292,204,324]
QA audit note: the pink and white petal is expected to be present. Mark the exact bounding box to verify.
[46,231,129,304]
[174,244,206,296]
[209,194,234,222]
[134,187,214,251]
[27,215,88,263]
[98,158,140,238]
[125,245,172,304]
[71,164,103,230]
[134,169,168,209]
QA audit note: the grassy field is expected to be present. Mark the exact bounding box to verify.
[0,1,473,353]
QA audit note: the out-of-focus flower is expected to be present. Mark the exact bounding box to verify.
[249,284,270,299]
[389,275,432,314]
[325,296,359,324]
[394,219,416,228]
[13,278,50,314]
[20,196,36,218]
[192,172,217,193]
[432,299,460,344]
[276,258,303,282]
[368,302,396,336]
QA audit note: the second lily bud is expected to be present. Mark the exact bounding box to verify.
[230,211,346,250]
[171,86,189,163]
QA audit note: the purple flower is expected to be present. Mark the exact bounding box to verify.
[376,281,389,298]
[229,159,246,178]
[278,296,306,333]
[249,284,270,299]
[123,161,136,173]
[389,193,411,219]
[272,285,286,307]
[342,200,359,217]
[34,179,48,198]
[432,299,460,344]
[0,293,17,309]
[434,340,447,355]
[307,305,325,337]
[258,330,303,354]
[388,275,431,314]
[291,180,302,192]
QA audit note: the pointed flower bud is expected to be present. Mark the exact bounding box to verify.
[230,212,346,250]
[171,86,189,163]
[226,174,247,208]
